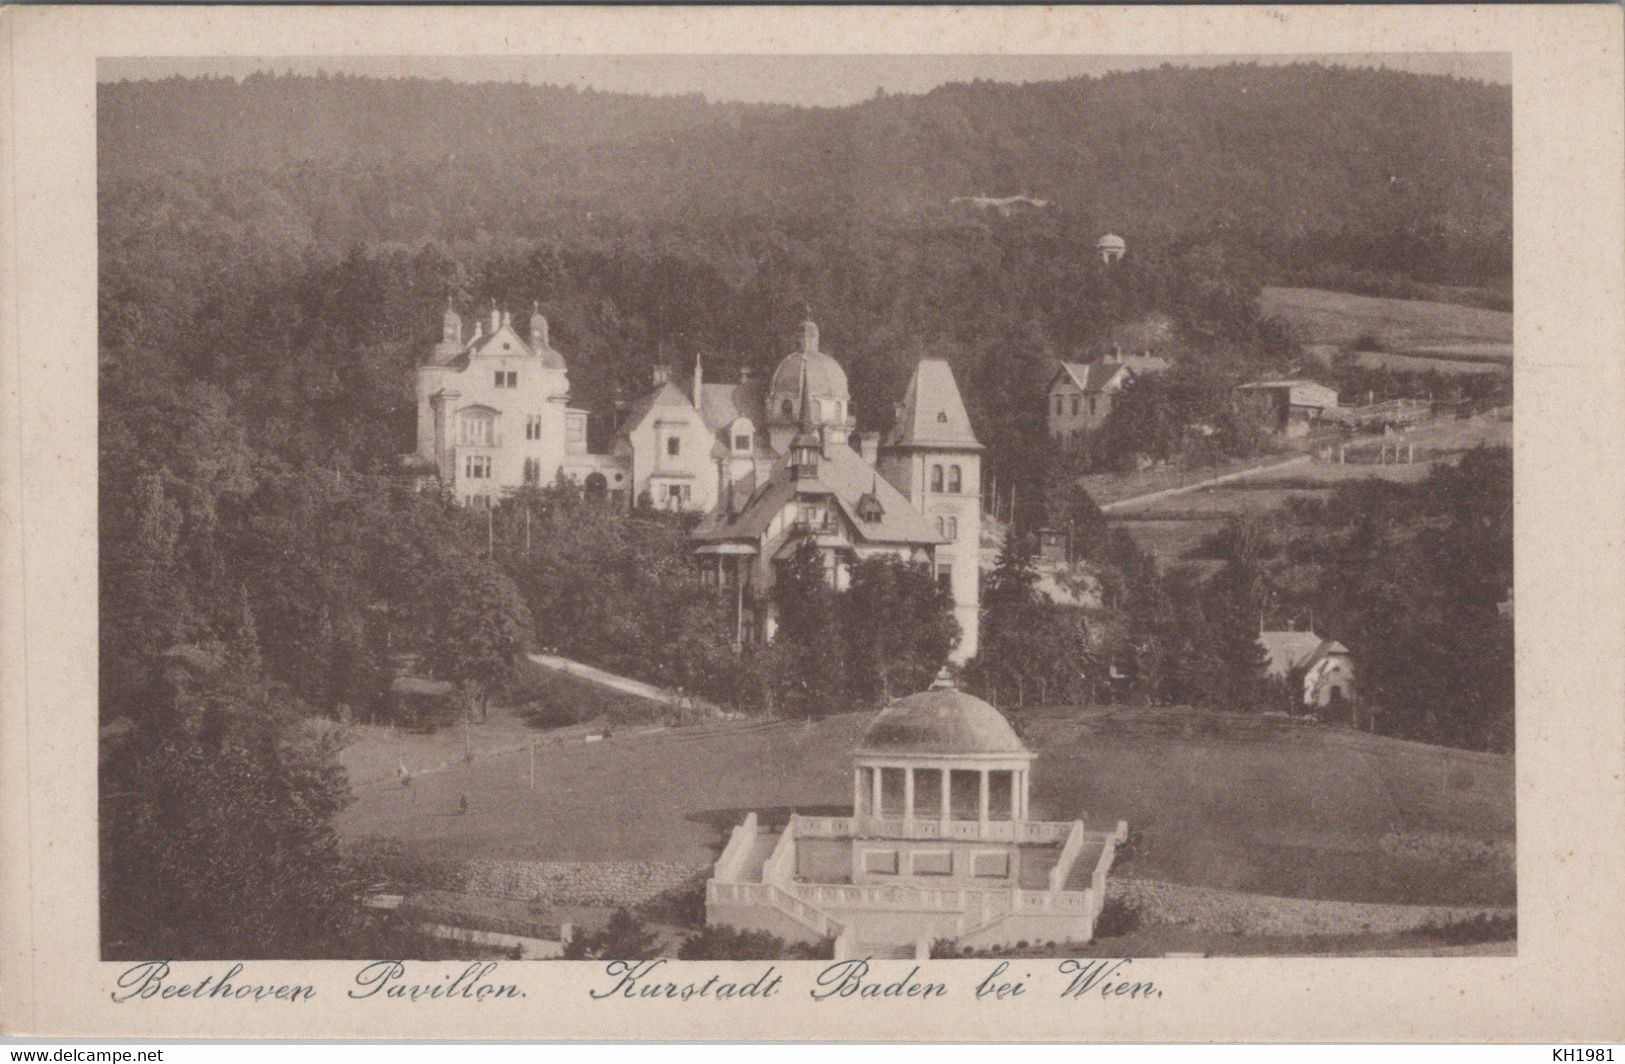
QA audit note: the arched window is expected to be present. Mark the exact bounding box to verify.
[947,465,962,493]
[930,465,944,492]
[810,399,822,421]
[780,398,794,418]
[936,517,945,538]
[947,517,958,541]
[457,408,496,447]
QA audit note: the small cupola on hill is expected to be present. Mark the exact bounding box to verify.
[1097,233,1127,264]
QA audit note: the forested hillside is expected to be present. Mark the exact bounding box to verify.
[101,64,1510,288]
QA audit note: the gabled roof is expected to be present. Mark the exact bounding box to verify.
[467,322,567,369]
[698,379,767,434]
[1051,360,1130,395]
[1259,631,1349,678]
[616,380,699,440]
[1111,354,1173,376]
[691,440,939,546]
[885,359,981,451]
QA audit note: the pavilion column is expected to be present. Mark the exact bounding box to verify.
[939,768,951,827]
[1010,770,1022,823]
[978,768,990,826]
[872,765,883,819]
[903,767,915,824]
[853,768,865,818]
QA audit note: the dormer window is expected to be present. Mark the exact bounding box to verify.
[937,411,948,423]
[734,433,751,453]
[858,496,884,524]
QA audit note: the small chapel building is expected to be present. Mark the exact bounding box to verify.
[705,672,1127,958]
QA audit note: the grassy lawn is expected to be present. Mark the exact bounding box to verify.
[1260,286,1512,359]
[337,705,1513,908]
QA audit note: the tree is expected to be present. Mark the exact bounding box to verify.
[770,544,847,718]
[563,909,662,960]
[1203,521,1275,711]
[100,653,365,959]
[423,560,534,721]
[843,556,959,704]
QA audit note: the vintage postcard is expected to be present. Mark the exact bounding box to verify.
[1,3,1622,1043]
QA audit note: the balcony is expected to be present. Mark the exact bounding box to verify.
[789,516,841,536]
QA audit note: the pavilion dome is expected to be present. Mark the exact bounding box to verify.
[1096,233,1127,251]
[858,686,1030,757]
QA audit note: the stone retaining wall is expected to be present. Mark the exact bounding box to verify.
[458,859,708,908]
[1110,877,1514,937]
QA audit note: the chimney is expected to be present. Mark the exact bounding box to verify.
[803,318,820,353]
[693,350,704,408]
[489,302,501,334]
[652,366,670,388]
[857,430,879,467]
[739,366,753,385]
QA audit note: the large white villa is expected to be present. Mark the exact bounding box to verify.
[706,672,1127,958]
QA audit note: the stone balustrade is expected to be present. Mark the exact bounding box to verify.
[793,813,1074,844]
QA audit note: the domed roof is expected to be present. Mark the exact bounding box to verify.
[770,320,849,405]
[771,349,848,401]
[1097,233,1127,250]
[858,686,1031,757]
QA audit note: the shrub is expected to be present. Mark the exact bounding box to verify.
[562,908,662,960]
[678,924,832,960]
[1093,896,1143,939]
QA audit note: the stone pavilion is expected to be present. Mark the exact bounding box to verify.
[706,672,1127,958]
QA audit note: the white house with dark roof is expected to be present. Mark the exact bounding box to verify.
[1046,354,1171,441]
[1259,629,1356,708]
[690,320,983,660]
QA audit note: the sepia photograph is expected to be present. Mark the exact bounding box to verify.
[92,50,1520,967]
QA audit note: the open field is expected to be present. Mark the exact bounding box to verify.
[1355,351,1508,375]
[337,704,1513,908]
[1261,286,1512,365]
[1108,410,1509,564]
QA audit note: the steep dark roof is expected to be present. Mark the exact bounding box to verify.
[885,359,981,451]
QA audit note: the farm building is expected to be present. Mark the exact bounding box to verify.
[1236,379,1340,436]
[706,671,1126,958]
[1259,630,1356,710]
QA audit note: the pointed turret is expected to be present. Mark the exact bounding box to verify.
[789,354,821,479]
